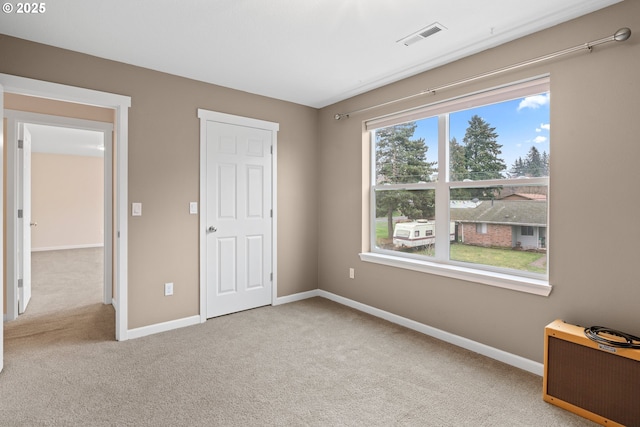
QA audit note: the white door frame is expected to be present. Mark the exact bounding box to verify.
[17,122,32,314]
[4,110,114,320]
[1,82,4,372]
[197,109,279,323]
[1,73,130,341]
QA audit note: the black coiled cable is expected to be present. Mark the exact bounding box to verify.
[584,326,640,349]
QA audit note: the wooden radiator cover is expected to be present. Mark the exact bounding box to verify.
[543,319,640,427]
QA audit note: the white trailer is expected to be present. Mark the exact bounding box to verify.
[393,220,455,249]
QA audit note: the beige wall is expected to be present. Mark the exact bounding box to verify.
[0,36,319,329]
[4,93,115,122]
[31,152,104,251]
[318,0,640,363]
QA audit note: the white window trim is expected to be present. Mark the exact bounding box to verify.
[364,76,551,297]
[360,252,551,296]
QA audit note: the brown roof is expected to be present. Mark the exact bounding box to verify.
[450,200,547,226]
[499,193,547,201]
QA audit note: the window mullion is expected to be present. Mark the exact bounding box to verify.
[374,183,435,191]
[435,114,449,262]
[370,130,377,251]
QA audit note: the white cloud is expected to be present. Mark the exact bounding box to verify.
[536,123,551,132]
[518,94,549,111]
[533,136,547,144]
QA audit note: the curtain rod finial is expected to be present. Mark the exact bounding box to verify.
[614,27,631,42]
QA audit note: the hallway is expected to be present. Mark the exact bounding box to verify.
[4,248,114,356]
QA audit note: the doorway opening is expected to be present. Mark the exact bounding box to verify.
[5,111,114,324]
[29,122,108,322]
[0,74,131,371]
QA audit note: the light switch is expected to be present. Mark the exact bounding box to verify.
[164,282,174,296]
[190,202,198,214]
[132,202,142,216]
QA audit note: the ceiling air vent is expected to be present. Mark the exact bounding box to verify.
[398,22,446,46]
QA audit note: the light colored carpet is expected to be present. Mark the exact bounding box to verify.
[20,247,105,316]
[1,250,595,426]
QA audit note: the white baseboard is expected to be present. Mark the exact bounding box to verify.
[127,315,201,340]
[274,289,542,376]
[273,289,321,305]
[32,243,104,252]
[122,289,542,376]
[316,290,543,376]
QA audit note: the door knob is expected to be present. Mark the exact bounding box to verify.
[208,226,217,233]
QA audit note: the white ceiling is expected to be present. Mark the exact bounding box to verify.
[0,0,622,108]
[26,124,105,157]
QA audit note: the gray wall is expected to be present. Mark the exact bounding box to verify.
[317,1,640,363]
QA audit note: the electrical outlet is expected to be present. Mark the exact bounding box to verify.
[349,268,355,279]
[164,282,174,296]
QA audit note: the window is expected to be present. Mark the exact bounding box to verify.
[363,77,550,295]
[476,223,488,234]
[521,226,534,236]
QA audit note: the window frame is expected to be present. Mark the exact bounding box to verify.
[521,226,534,236]
[361,76,551,297]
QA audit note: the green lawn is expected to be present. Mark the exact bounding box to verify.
[376,221,393,241]
[375,221,546,273]
[448,243,546,273]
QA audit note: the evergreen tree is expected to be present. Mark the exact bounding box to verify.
[449,137,466,181]
[510,146,550,177]
[376,122,436,238]
[450,136,472,200]
[449,115,506,200]
[462,115,506,180]
[542,150,550,176]
[509,157,526,178]
[526,146,544,177]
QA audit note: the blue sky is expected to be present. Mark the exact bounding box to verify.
[413,92,550,173]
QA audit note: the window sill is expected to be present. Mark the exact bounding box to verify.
[359,252,552,297]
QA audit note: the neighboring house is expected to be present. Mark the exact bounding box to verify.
[450,199,547,250]
[499,192,547,201]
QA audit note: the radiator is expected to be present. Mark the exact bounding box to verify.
[543,319,640,427]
